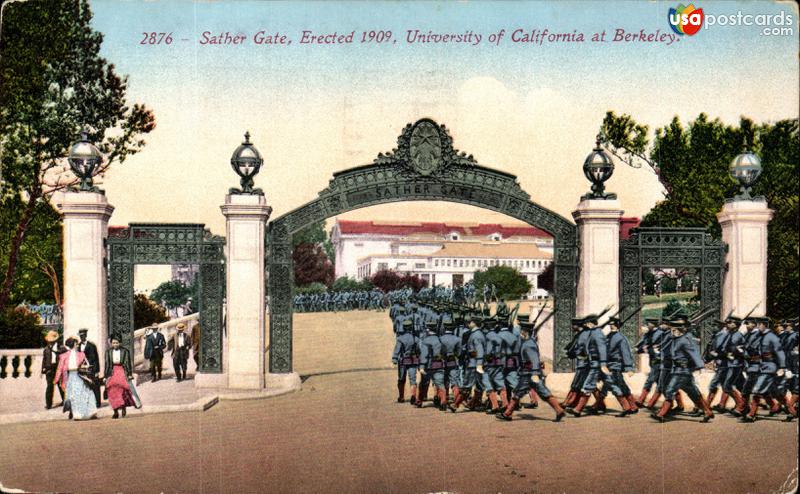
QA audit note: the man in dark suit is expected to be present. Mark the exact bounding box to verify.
[78,328,102,407]
[41,330,65,409]
[144,325,167,381]
[170,323,192,381]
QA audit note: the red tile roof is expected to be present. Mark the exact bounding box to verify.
[620,217,641,240]
[336,220,552,239]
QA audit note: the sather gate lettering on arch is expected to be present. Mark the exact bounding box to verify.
[266,119,579,373]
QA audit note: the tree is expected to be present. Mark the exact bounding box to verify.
[331,276,373,292]
[293,220,335,261]
[600,112,798,318]
[0,306,42,349]
[370,269,402,292]
[295,282,328,295]
[0,196,63,305]
[0,0,156,311]
[133,293,168,330]
[293,243,334,287]
[538,263,554,292]
[473,266,532,300]
[150,280,191,312]
[399,273,428,291]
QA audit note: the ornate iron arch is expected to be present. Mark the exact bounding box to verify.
[267,118,578,373]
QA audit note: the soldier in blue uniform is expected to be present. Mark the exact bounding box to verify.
[704,318,731,411]
[600,317,638,417]
[645,318,688,413]
[482,317,506,414]
[635,317,662,407]
[567,314,608,417]
[782,319,799,420]
[451,315,487,411]
[497,316,566,422]
[498,316,521,409]
[416,320,446,409]
[561,318,586,409]
[731,317,757,416]
[439,318,462,410]
[651,317,714,422]
[392,319,419,404]
[741,317,787,422]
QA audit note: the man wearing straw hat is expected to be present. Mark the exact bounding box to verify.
[41,330,65,409]
[171,323,192,382]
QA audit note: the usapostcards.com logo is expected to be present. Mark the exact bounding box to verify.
[668,4,704,36]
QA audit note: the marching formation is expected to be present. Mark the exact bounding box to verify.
[389,298,800,424]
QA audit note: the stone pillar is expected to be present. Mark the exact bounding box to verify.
[717,200,773,318]
[572,199,623,317]
[56,191,114,369]
[220,194,271,389]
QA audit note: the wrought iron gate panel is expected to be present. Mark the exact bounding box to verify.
[619,227,726,357]
[267,118,579,373]
[107,223,226,373]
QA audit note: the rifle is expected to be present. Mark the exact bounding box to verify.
[617,305,644,329]
[596,305,627,329]
[508,303,520,327]
[533,310,555,334]
[530,300,550,329]
[740,301,761,322]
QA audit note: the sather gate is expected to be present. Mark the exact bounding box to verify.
[266,118,579,373]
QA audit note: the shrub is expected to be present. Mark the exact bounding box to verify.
[0,306,45,349]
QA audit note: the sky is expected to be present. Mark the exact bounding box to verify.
[68,0,800,237]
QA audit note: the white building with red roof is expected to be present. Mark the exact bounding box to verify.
[330,219,555,297]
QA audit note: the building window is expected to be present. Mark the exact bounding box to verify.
[378,262,388,271]
[415,263,426,269]
[459,260,464,267]
[435,259,439,267]
[450,232,460,241]
[396,263,407,269]
[354,242,364,247]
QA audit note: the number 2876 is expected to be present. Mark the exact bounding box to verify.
[140,32,174,45]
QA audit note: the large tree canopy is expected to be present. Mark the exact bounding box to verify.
[600,112,798,318]
[0,0,155,310]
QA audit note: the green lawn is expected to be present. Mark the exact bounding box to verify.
[641,291,697,305]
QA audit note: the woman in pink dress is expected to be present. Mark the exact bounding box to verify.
[54,337,97,420]
[103,334,136,419]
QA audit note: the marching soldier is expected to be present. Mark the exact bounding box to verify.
[452,315,487,412]
[635,317,662,407]
[651,317,714,422]
[498,316,521,409]
[562,318,589,409]
[416,320,446,409]
[439,318,462,410]
[482,317,505,414]
[601,317,638,417]
[741,317,787,422]
[731,317,757,417]
[704,318,731,411]
[783,319,799,421]
[645,318,688,414]
[497,316,565,422]
[567,314,608,417]
[392,319,419,404]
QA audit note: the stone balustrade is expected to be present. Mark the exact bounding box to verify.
[0,349,43,380]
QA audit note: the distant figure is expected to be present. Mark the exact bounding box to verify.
[170,323,192,381]
[144,325,167,381]
[42,330,65,409]
[191,323,201,368]
[55,337,97,420]
[104,334,136,419]
[77,328,101,407]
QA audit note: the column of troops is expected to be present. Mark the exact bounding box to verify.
[389,299,799,423]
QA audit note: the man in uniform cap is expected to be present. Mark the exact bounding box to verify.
[450,315,486,412]
[599,317,638,417]
[741,317,787,422]
[562,317,588,409]
[645,317,688,414]
[566,314,609,417]
[392,319,419,403]
[482,317,506,414]
[780,320,799,421]
[704,318,732,411]
[498,314,521,410]
[416,320,446,409]
[635,317,662,407]
[651,317,714,422]
[439,318,462,410]
[731,316,758,416]
[497,316,565,422]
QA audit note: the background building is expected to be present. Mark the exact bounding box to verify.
[332,220,555,298]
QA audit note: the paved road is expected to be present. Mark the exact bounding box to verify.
[1,310,797,493]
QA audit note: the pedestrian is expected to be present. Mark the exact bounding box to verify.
[170,323,192,381]
[144,325,166,381]
[103,334,136,419]
[54,337,98,421]
[41,330,65,409]
[77,328,101,407]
